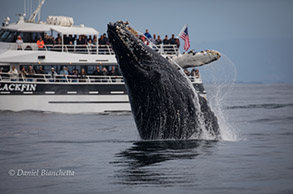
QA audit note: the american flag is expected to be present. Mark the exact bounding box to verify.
[179,25,190,51]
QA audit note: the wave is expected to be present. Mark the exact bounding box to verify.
[37,139,134,144]
[225,103,293,110]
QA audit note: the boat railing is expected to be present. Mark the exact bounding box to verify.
[149,44,179,56]
[0,72,199,83]
[8,43,178,56]
[0,72,124,83]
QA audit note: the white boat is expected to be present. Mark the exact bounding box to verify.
[0,0,206,114]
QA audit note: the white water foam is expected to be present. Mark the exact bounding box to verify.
[199,54,240,141]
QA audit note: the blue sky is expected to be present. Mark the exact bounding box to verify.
[1,0,293,83]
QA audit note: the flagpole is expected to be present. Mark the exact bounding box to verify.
[177,24,187,38]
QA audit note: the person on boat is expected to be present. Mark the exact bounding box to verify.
[79,68,87,82]
[156,35,162,45]
[98,35,105,45]
[16,35,23,50]
[77,35,82,45]
[93,66,102,82]
[37,36,45,50]
[69,34,76,45]
[44,34,51,50]
[139,35,148,45]
[77,35,87,53]
[63,35,69,45]
[59,66,69,82]
[163,35,169,45]
[81,35,87,45]
[27,65,36,81]
[108,66,118,76]
[168,34,178,54]
[20,66,28,81]
[184,69,191,76]
[27,65,35,75]
[163,35,170,53]
[48,67,58,82]
[194,69,200,79]
[35,66,46,82]
[55,34,61,43]
[57,37,62,45]
[38,66,46,74]
[46,35,55,51]
[102,67,108,76]
[87,35,93,43]
[100,67,109,82]
[60,66,69,75]
[20,66,28,77]
[144,29,152,40]
[103,33,109,45]
[71,69,79,82]
[93,66,103,76]
[152,34,157,44]
[169,34,177,45]
[87,40,94,53]
[8,66,18,81]
[68,41,74,52]
[93,35,97,45]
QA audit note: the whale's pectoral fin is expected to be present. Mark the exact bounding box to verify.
[173,50,221,69]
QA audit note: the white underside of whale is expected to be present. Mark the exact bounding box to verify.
[172,50,221,68]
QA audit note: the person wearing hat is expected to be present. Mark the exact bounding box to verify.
[48,67,58,82]
[16,35,23,50]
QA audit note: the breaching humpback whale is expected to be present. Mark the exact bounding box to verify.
[107,21,220,140]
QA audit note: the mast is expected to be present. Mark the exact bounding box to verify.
[27,0,46,23]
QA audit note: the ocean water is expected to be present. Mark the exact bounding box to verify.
[0,84,293,194]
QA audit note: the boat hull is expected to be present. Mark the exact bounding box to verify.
[0,81,130,113]
[0,81,205,114]
[0,94,130,113]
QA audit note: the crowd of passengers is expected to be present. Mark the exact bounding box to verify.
[41,33,110,46]
[3,65,122,82]
[139,29,180,48]
[2,65,200,82]
[15,28,180,53]
[15,33,111,52]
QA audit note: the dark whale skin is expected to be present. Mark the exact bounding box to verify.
[107,21,219,140]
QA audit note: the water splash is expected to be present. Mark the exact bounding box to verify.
[199,53,240,141]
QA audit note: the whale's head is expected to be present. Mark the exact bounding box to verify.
[107,21,172,82]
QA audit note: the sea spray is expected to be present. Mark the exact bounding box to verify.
[170,58,217,140]
[199,53,240,141]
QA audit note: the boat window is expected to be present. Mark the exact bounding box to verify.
[22,32,33,43]
[16,32,44,43]
[5,31,18,42]
[32,32,44,42]
[0,30,10,41]
[0,30,4,38]
[88,66,95,74]
[0,30,19,42]
[0,66,9,72]
[0,31,45,43]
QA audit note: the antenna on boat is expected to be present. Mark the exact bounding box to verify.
[27,0,46,23]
